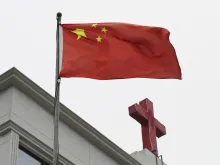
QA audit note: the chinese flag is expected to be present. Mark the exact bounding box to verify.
[59,23,182,80]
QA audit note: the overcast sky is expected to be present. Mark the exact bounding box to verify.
[1,0,220,165]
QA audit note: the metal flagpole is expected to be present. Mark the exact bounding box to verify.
[53,12,62,165]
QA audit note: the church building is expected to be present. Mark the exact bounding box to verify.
[0,67,166,165]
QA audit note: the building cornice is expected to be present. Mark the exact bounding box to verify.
[0,67,141,165]
[0,120,75,165]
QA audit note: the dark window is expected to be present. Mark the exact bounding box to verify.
[17,146,49,165]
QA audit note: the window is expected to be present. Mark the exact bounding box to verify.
[17,146,49,165]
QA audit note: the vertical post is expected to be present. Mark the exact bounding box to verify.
[53,12,62,165]
[155,155,158,165]
[55,12,62,81]
[159,155,164,165]
[155,155,164,165]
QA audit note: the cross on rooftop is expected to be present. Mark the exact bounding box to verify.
[128,98,166,156]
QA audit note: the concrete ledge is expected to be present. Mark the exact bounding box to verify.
[130,149,166,165]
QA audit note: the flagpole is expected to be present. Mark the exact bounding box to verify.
[53,12,62,165]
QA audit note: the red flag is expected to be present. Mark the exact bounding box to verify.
[59,23,181,80]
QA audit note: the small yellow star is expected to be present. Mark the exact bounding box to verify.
[91,23,97,28]
[101,27,107,33]
[96,36,102,43]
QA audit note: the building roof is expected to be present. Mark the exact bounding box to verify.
[0,67,141,165]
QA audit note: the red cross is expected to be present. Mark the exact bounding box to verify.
[128,98,166,156]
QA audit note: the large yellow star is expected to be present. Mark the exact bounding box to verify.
[71,28,87,40]
[101,27,107,33]
[91,23,97,28]
[96,36,102,43]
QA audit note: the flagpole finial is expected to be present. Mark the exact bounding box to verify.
[57,12,62,20]
[56,12,62,24]
[57,12,62,17]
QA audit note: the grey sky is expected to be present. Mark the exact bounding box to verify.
[1,0,220,165]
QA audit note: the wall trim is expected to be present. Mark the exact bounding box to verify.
[0,120,75,165]
[9,130,19,165]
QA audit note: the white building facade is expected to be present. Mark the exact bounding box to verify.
[0,67,166,165]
